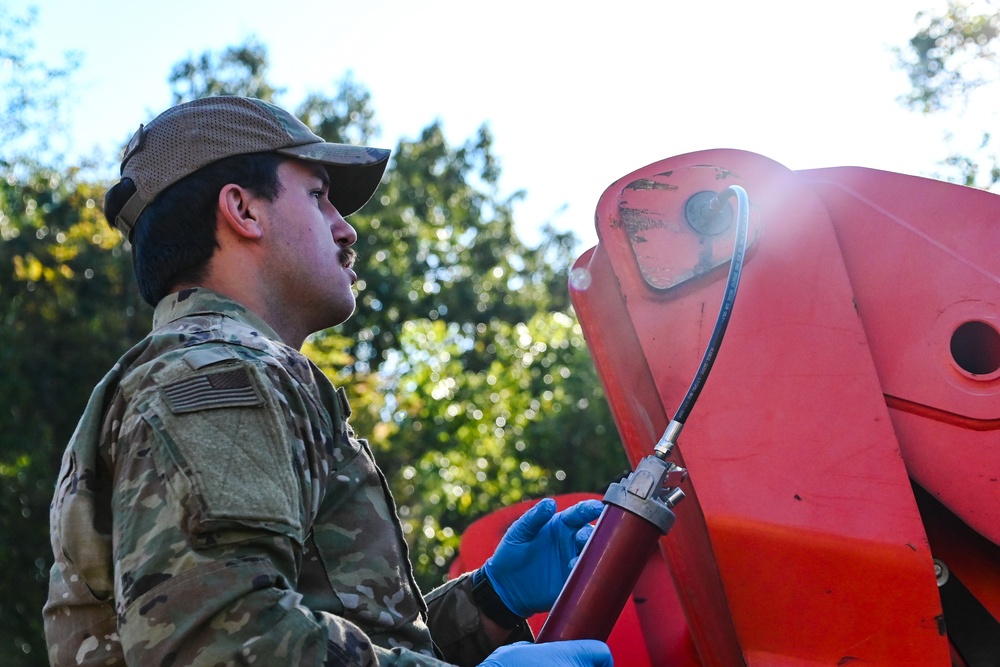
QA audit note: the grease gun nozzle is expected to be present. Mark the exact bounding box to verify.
[664,487,686,508]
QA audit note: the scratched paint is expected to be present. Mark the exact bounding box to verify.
[612,167,755,291]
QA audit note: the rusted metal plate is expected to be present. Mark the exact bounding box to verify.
[614,166,758,291]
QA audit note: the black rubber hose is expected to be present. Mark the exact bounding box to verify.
[672,185,750,426]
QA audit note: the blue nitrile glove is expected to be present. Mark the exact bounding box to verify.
[479,640,613,667]
[482,498,603,617]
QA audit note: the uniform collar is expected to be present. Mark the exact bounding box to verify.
[152,288,285,343]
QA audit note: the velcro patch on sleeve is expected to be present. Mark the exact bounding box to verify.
[182,346,239,370]
[161,366,264,414]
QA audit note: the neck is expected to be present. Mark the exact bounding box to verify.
[174,275,310,350]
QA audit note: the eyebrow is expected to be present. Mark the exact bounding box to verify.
[306,164,330,188]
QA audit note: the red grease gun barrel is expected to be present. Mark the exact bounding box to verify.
[536,454,685,642]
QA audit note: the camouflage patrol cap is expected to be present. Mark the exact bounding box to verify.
[113,96,390,237]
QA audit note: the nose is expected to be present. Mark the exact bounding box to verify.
[330,206,357,248]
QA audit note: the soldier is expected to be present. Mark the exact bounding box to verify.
[43,96,613,667]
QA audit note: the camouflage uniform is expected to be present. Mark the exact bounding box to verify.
[45,288,529,666]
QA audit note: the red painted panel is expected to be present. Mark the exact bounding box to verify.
[799,167,1000,545]
[456,152,1000,664]
[572,150,949,663]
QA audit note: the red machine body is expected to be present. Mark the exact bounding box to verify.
[455,150,1000,665]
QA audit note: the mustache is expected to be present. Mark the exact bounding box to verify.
[339,246,357,270]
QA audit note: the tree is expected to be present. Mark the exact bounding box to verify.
[895,0,1000,187]
[0,6,78,165]
[168,37,284,104]
[0,171,148,664]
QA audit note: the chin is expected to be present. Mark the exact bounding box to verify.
[326,302,357,328]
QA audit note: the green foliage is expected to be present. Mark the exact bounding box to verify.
[345,121,568,372]
[342,314,627,586]
[297,73,381,145]
[895,0,1000,187]
[0,159,147,665]
[895,0,1000,113]
[0,5,78,163]
[168,37,284,104]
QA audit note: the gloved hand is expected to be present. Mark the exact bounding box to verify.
[479,640,613,667]
[482,498,603,617]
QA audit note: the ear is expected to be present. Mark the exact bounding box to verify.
[217,183,264,240]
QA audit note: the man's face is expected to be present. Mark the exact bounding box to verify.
[256,159,359,333]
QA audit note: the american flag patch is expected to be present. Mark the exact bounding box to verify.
[160,367,264,414]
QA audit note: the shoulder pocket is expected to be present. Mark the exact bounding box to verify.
[142,362,305,545]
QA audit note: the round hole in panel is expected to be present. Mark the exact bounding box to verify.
[950,320,1000,377]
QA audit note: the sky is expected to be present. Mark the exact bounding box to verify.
[7,0,986,251]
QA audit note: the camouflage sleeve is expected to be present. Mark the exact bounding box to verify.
[111,356,449,666]
[425,574,533,666]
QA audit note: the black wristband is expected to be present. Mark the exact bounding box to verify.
[471,567,522,630]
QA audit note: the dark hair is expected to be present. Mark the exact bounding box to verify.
[104,152,286,306]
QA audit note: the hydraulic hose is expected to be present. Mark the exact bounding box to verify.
[655,184,750,457]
